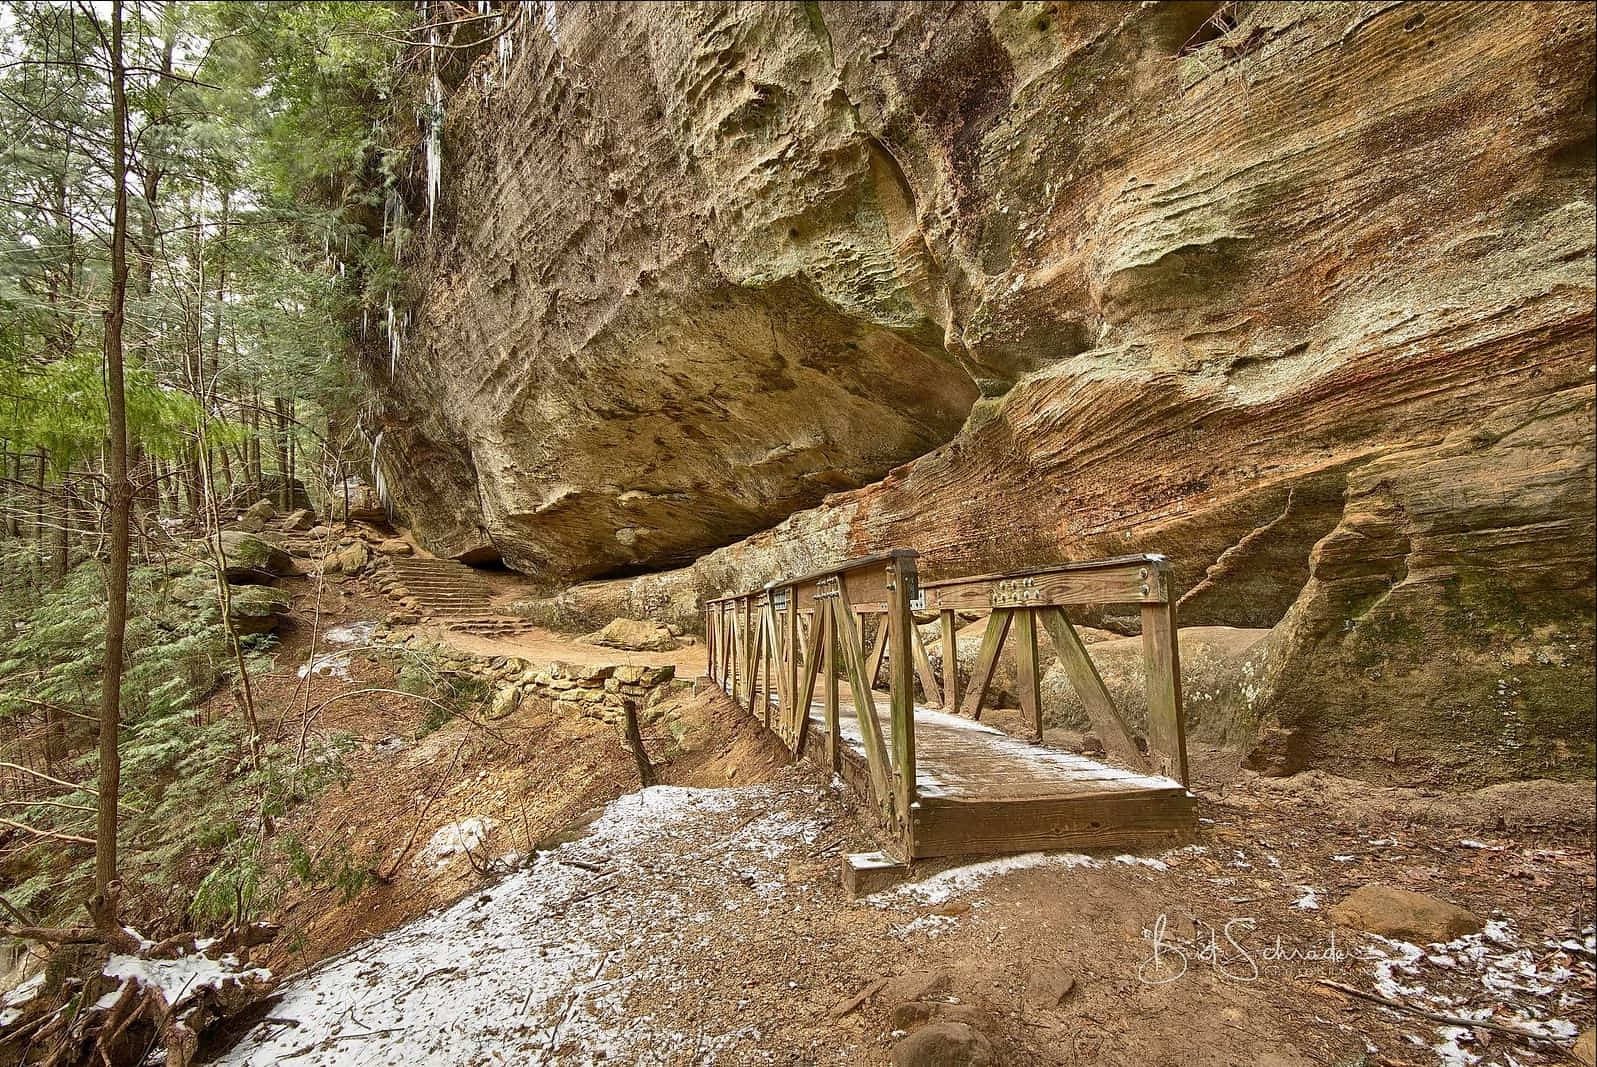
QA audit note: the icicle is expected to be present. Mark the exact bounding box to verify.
[498,20,513,72]
[425,71,444,232]
[371,430,391,516]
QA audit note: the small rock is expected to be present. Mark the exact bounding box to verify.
[243,499,276,522]
[1329,884,1485,942]
[1573,1028,1595,1067]
[889,1021,996,1067]
[307,524,333,538]
[1242,724,1305,777]
[386,609,421,626]
[889,1001,987,1031]
[321,541,370,576]
[1023,964,1076,1010]
[490,686,522,720]
[881,970,949,1007]
[376,538,413,556]
[280,508,314,531]
[236,512,267,533]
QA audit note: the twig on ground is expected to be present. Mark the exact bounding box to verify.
[1313,978,1581,1053]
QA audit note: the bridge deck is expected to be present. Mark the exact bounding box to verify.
[804,699,1196,859]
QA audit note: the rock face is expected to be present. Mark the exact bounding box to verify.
[382,3,1595,783]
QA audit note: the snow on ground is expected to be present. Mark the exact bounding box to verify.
[296,622,379,680]
[1359,919,1593,1066]
[324,621,379,645]
[217,774,1200,1066]
[216,783,832,1066]
[100,952,270,1009]
[421,817,497,866]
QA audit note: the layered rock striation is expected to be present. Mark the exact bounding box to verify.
[381,2,1595,783]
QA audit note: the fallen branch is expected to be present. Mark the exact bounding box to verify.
[377,733,469,880]
[0,761,94,794]
[828,977,886,1019]
[0,818,95,845]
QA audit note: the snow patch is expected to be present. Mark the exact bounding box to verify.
[422,817,496,865]
[103,953,269,1006]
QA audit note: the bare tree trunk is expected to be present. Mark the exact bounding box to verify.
[272,396,291,509]
[95,0,131,897]
[49,475,69,583]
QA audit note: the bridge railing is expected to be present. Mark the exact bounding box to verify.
[917,554,1188,784]
[705,550,922,844]
[704,550,1188,856]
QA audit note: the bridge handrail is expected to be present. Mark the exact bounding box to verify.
[703,551,1188,860]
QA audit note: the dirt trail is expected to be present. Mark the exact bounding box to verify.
[215,723,1594,1065]
[408,620,705,675]
[223,559,1593,1066]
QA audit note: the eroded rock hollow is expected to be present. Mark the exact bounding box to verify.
[376,1,1596,784]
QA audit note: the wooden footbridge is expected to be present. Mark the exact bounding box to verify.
[702,550,1194,865]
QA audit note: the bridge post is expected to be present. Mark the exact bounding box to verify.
[939,609,959,710]
[1141,588,1189,786]
[887,551,919,853]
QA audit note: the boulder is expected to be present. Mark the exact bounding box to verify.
[320,541,370,576]
[376,539,414,556]
[307,524,334,539]
[218,530,293,583]
[242,499,276,522]
[581,617,680,652]
[281,508,314,531]
[1573,1029,1594,1067]
[889,1022,996,1067]
[228,584,292,635]
[1329,884,1485,943]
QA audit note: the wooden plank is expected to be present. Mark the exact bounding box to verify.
[823,602,839,774]
[731,603,741,702]
[749,602,766,722]
[910,791,1196,859]
[939,609,959,711]
[1141,601,1190,786]
[921,557,1170,612]
[831,592,896,823]
[1038,607,1148,772]
[864,612,888,689]
[910,622,941,708]
[1013,608,1042,743]
[958,609,1012,720]
[792,606,825,757]
[762,597,788,732]
[786,594,800,737]
[887,554,918,847]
